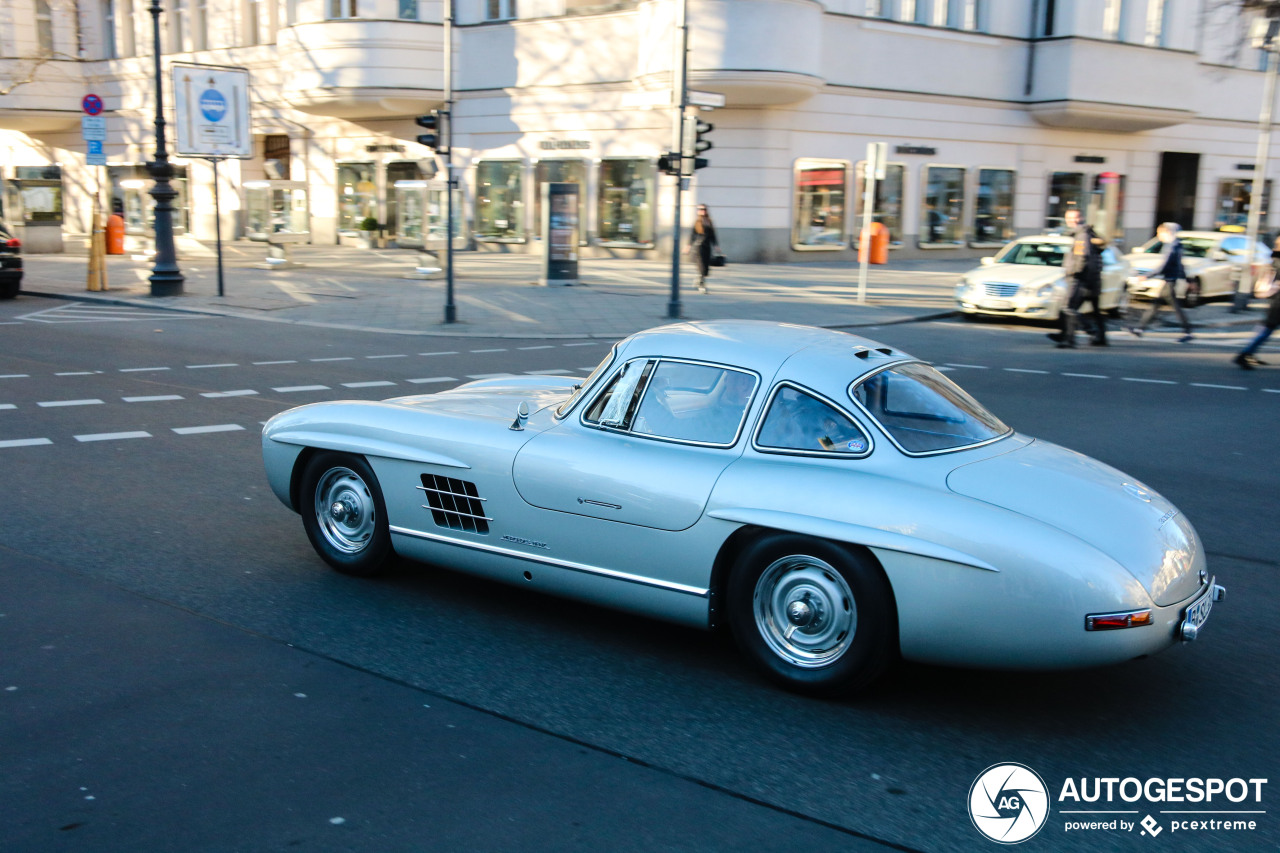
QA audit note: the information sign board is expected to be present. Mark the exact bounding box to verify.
[171,63,252,158]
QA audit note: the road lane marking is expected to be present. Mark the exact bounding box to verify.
[365,354,407,359]
[187,363,238,369]
[56,371,99,376]
[75,431,151,442]
[310,357,354,362]
[273,385,330,392]
[518,345,553,351]
[470,348,506,353]
[342,381,396,388]
[253,360,297,365]
[1264,388,1280,394]
[466,373,517,379]
[201,390,259,398]
[1062,372,1109,379]
[37,399,104,408]
[120,366,170,373]
[944,363,988,369]
[1122,377,1178,385]
[1191,383,1246,391]
[0,374,30,379]
[419,351,459,356]
[406,377,456,384]
[1004,368,1050,374]
[172,424,245,435]
[563,342,599,346]
[0,438,52,448]
[0,404,15,410]
[123,394,184,402]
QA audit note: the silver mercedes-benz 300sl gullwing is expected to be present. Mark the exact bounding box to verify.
[262,320,1223,696]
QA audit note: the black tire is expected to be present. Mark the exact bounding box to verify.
[299,451,393,577]
[1183,279,1201,309]
[0,279,18,300]
[727,534,895,697]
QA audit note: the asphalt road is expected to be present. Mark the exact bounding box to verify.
[1,294,1276,852]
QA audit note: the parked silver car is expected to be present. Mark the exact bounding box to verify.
[263,321,1222,695]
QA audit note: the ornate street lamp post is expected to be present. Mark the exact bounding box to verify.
[146,0,184,296]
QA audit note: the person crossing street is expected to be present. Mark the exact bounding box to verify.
[1049,208,1107,348]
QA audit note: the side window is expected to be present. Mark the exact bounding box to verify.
[632,362,756,446]
[1220,236,1247,256]
[756,385,869,455]
[583,359,653,430]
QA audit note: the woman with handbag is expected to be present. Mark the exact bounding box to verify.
[689,204,721,293]
[1233,236,1280,369]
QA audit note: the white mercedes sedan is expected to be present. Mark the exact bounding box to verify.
[955,235,1129,321]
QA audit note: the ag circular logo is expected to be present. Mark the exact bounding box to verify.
[968,763,1050,844]
[199,89,227,122]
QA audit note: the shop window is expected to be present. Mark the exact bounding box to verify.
[384,161,423,239]
[855,162,905,246]
[13,166,64,224]
[1092,172,1126,242]
[920,165,965,247]
[1046,172,1085,231]
[973,168,1015,246]
[533,159,586,241]
[474,160,525,241]
[1216,178,1271,230]
[792,159,849,250]
[263,135,291,179]
[597,158,655,247]
[107,165,190,233]
[337,162,377,233]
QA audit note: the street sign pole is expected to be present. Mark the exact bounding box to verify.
[668,0,690,320]
[209,157,225,297]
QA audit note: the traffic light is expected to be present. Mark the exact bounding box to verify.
[657,152,681,176]
[416,110,446,151]
[692,118,712,171]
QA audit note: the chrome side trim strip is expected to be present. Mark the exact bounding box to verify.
[419,506,494,522]
[389,525,710,598]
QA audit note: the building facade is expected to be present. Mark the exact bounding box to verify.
[1,0,1277,260]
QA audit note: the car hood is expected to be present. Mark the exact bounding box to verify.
[386,376,578,421]
[967,265,1063,288]
[946,439,1204,606]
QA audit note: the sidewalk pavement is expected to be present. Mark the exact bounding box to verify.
[17,240,1269,339]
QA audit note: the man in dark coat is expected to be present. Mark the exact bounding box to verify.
[1050,208,1107,348]
[1127,222,1194,343]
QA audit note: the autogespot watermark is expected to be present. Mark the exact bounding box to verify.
[967,765,1268,844]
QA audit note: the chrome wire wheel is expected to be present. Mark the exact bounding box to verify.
[314,466,378,555]
[753,555,856,669]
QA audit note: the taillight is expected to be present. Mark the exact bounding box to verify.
[3,238,19,249]
[1085,609,1153,631]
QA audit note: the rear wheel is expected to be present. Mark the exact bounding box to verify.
[300,451,393,577]
[727,534,895,697]
[0,278,18,300]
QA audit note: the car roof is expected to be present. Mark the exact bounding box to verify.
[616,320,913,381]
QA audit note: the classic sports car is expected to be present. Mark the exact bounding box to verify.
[955,235,1129,321]
[262,321,1223,696]
[1123,230,1271,307]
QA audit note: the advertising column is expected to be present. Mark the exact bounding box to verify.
[541,182,580,286]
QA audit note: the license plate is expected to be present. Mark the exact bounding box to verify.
[981,299,1011,309]
[1183,583,1214,632]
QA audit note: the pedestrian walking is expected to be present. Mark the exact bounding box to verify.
[1126,222,1194,343]
[689,204,720,294]
[1049,208,1107,348]
[1233,236,1280,369]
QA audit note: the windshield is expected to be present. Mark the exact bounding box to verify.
[994,241,1066,267]
[1139,236,1215,258]
[850,362,1010,454]
[555,347,616,418]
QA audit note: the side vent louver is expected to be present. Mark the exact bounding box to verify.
[418,474,491,534]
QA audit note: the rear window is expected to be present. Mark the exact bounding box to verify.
[850,363,1009,454]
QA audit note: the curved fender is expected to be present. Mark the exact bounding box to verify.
[265,428,470,470]
[705,507,998,572]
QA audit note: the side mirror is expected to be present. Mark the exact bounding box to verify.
[980,256,995,266]
[510,400,530,431]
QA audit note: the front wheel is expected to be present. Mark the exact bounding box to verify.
[300,451,393,576]
[727,535,896,697]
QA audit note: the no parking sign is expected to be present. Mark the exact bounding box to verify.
[171,62,251,158]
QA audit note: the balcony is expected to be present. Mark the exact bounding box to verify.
[1026,38,1197,132]
[279,20,445,119]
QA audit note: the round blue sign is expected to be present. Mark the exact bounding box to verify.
[82,94,103,116]
[199,89,227,123]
